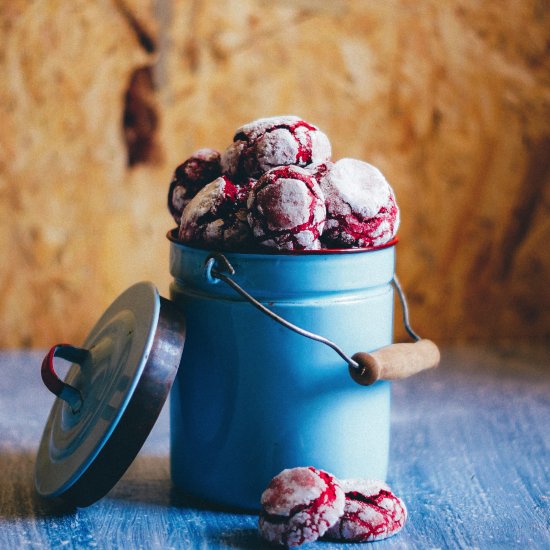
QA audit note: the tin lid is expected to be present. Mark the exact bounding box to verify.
[35,282,186,507]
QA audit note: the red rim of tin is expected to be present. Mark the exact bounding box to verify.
[166,229,398,255]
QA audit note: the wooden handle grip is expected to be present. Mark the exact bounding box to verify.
[349,339,440,386]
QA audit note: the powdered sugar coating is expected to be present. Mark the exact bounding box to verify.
[247,165,326,251]
[220,140,245,178]
[324,479,407,542]
[319,158,400,248]
[178,175,254,249]
[168,148,222,223]
[259,467,345,547]
[221,116,331,181]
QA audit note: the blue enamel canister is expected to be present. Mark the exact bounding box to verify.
[168,236,396,510]
[35,232,437,509]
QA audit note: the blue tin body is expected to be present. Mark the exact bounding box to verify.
[168,240,395,510]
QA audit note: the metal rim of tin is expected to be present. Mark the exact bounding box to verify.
[35,282,186,507]
[166,229,398,255]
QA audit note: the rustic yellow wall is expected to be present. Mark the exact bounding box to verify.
[1,0,549,348]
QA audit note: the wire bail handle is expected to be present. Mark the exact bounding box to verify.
[204,253,440,385]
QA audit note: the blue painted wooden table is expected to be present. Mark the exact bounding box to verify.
[0,345,548,549]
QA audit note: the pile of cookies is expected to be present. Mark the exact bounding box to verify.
[168,116,399,252]
[259,467,407,547]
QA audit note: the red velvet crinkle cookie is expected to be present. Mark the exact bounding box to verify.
[319,158,400,248]
[178,175,254,249]
[323,479,407,542]
[247,165,326,251]
[221,115,331,181]
[259,467,345,547]
[168,148,222,223]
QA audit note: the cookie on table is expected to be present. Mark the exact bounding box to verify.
[323,478,407,542]
[259,467,345,547]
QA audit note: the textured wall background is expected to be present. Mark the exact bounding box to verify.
[1,0,549,348]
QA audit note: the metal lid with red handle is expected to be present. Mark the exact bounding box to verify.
[35,282,186,507]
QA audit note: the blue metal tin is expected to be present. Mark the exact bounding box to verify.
[168,237,396,510]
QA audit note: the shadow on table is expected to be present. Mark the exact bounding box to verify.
[0,449,76,520]
[208,528,264,550]
[110,454,258,512]
[169,485,259,514]
[109,455,265,549]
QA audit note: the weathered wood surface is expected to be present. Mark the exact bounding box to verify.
[1,1,549,348]
[0,345,548,548]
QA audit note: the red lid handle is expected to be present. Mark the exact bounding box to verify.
[41,344,90,413]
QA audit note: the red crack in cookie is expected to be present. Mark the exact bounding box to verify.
[247,165,326,251]
[178,175,254,250]
[168,148,222,223]
[259,467,345,547]
[306,161,334,182]
[319,158,400,248]
[324,479,407,542]
[221,115,331,180]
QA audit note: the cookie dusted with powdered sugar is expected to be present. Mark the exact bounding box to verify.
[319,158,400,248]
[247,165,326,251]
[323,479,407,542]
[168,148,222,223]
[221,116,331,181]
[178,175,254,250]
[259,467,345,547]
